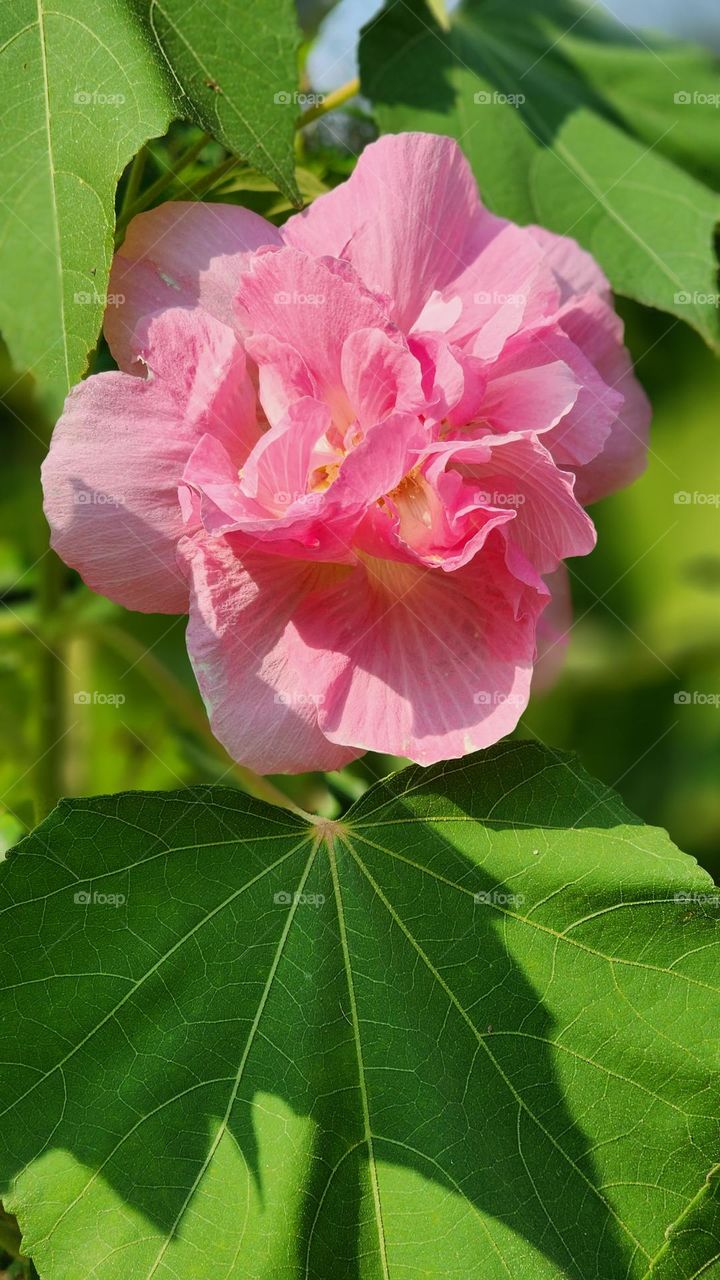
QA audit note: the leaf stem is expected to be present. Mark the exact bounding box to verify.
[115,76,360,237]
[115,131,212,242]
[297,76,360,127]
[170,152,241,202]
[119,145,147,219]
[34,549,66,822]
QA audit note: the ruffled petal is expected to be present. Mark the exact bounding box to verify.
[180,535,361,773]
[283,133,494,329]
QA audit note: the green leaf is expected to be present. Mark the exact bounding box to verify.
[1,742,719,1277]
[0,0,175,410]
[360,0,720,350]
[0,0,300,410]
[139,0,300,203]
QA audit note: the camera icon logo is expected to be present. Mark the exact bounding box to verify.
[673,91,691,104]
[274,890,292,905]
[674,691,692,704]
[73,890,91,904]
[273,91,292,105]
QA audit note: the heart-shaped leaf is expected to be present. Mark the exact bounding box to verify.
[1,742,719,1278]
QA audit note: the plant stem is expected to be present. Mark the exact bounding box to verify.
[115,76,360,237]
[170,153,241,202]
[119,145,147,219]
[298,76,360,128]
[34,549,65,822]
[115,131,212,242]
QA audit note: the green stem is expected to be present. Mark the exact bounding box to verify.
[297,76,360,128]
[93,624,307,816]
[34,549,66,822]
[170,152,240,202]
[115,131,212,242]
[119,145,147,219]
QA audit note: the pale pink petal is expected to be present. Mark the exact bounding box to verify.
[419,223,561,361]
[133,307,260,462]
[527,225,612,303]
[292,535,548,764]
[179,535,360,773]
[283,133,495,329]
[481,348,581,437]
[106,202,282,369]
[554,296,651,503]
[43,373,195,613]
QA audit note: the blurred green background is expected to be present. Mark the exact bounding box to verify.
[1,11,719,881]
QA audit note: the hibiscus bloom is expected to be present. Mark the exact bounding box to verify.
[42,133,650,772]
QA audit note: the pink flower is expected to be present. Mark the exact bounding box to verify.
[42,133,650,772]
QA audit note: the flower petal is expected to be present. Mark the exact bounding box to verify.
[180,535,361,773]
[283,133,493,329]
[43,373,195,613]
[292,536,548,764]
[106,202,282,370]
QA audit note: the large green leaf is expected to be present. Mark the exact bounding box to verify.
[0,0,299,409]
[1,742,719,1277]
[139,0,300,202]
[360,0,720,351]
[0,0,175,410]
